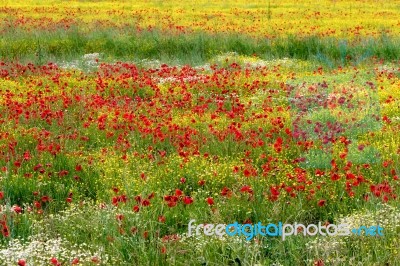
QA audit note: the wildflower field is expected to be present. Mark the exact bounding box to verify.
[0,0,399,265]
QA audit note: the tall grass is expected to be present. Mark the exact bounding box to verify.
[1,28,399,66]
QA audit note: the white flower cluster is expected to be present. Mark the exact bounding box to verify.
[376,64,400,74]
[83,53,101,62]
[305,204,399,264]
[59,53,101,71]
[157,75,205,85]
[0,233,109,265]
[338,204,400,230]
[137,59,163,69]
[177,230,267,251]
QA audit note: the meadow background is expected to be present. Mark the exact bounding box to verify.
[0,0,399,265]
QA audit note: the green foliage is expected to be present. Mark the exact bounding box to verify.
[1,29,399,66]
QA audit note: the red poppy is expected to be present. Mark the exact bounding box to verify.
[58,170,69,177]
[134,195,142,203]
[183,196,193,205]
[221,187,232,197]
[314,259,324,266]
[273,137,283,153]
[175,189,183,196]
[141,199,150,206]
[167,201,177,207]
[13,205,22,214]
[330,173,340,181]
[206,197,214,205]
[2,226,9,237]
[140,172,146,180]
[163,195,171,201]
[158,215,166,223]
[75,164,82,171]
[91,256,100,264]
[240,185,253,194]
[318,200,326,207]
[41,196,50,202]
[50,257,60,266]
[131,227,138,234]
[243,168,251,177]
[161,246,167,254]
[112,197,119,206]
[116,214,124,221]
[23,151,31,161]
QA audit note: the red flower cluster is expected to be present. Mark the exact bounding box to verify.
[164,189,193,207]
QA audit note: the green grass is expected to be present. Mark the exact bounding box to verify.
[1,28,399,66]
[0,32,399,265]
